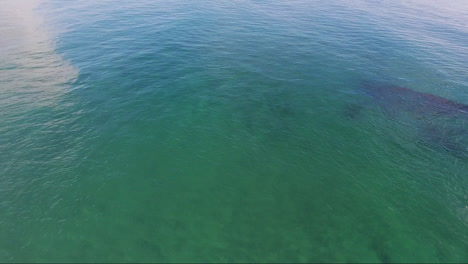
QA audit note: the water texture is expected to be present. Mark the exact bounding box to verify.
[0,0,467,262]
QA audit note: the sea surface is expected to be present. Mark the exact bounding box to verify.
[1,0,467,262]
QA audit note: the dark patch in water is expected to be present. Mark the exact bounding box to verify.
[136,238,164,259]
[418,124,468,159]
[343,104,365,119]
[361,81,468,119]
[348,81,468,159]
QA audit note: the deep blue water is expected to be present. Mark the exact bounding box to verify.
[1,0,467,262]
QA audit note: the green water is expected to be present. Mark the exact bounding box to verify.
[0,0,467,262]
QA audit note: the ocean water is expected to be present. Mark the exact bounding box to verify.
[1,0,467,262]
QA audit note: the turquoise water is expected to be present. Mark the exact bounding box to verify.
[1,0,467,262]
